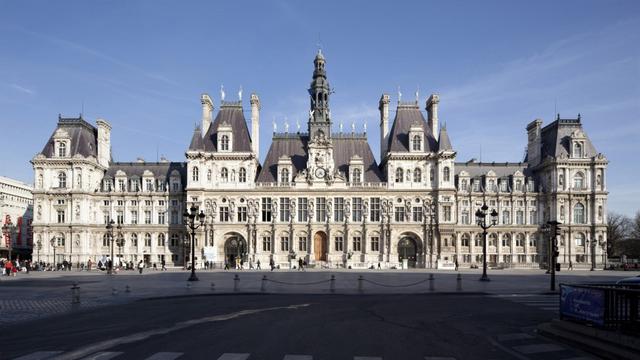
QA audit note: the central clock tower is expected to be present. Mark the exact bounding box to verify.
[306,50,335,182]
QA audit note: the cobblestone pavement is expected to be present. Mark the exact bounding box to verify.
[1,268,637,325]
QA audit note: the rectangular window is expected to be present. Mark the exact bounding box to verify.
[262,236,271,252]
[158,212,165,225]
[279,197,290,222]
[103,200,110,206]
[334,197,344,222]
[261,197,272,222]
[170,211,178,225]
[118,179,125,192]
[131,200,138,206]
[516,211,524,225]
[158,200,165,207]
[316,197,326,222]
[334,236,344,252]
[117,212,124,224]
[461,211,469,225]
[117,200,124,206]
[297,198,308,222]
[103,212,110,224]
[57,210,65,223]
[529,211,537,225]
[280,236,289,252]
[370,197,381,222]
[145,200,152,206]
[146,179,153,192]
[131,211,138,224]
[371,236,380,252]
[298,236,307,252]
[352,236,362,252]
[219,207,230,222]
[57,199,65,205]
[394,207,405,222]
[412,206,423,222]
[145,211,152,224]
[171,199,178,207]
[352,197,363,222]
[237,206,247,222]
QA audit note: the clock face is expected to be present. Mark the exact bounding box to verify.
[315,167,326,179]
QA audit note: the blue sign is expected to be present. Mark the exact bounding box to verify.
[560,285,605,326]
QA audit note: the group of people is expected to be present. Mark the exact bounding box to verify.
[1,258,27,276]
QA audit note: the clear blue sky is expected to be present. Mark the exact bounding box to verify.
[1,0,638,216]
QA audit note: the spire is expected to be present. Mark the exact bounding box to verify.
[308,50,331,140]
[189,126,204,151]
[438,124,453,151]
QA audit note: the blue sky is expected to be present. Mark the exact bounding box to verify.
[0,0,638,215]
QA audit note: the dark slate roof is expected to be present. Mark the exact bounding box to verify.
[256,134,384,183]
[438,126,453,151]
[201,101,253,152]
[387,102,438,152]
[40,116,98,158]
[455,161,531,178]
[188,127,204,151]
[540,117,598,159]
[104,162,187,184]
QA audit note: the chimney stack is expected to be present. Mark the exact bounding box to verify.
[201,93,213,136]
[250,93,261,159]
[379,93,390,161]
[96,118,112,168]
[426,94,439,135]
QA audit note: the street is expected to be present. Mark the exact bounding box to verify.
[4,292,596,360]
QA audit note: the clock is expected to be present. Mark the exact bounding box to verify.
[315,167,326,179]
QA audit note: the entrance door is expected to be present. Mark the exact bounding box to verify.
[224,236,247,265]
[314,232,327,261]
[398,237,418,268]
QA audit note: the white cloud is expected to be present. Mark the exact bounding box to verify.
[9,83,34,95]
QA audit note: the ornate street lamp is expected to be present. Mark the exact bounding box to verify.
[183,204,205,281]
[423,200,436,269]
[2,222,15,261]
[475,203,498,281]
[50,237,57,269]
[105,219,122,275]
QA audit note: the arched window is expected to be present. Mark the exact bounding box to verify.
[102,233,110,247]
[502,234,511,247]
[158,233,165,246]
[573,142,583,158]
[58,142,66,157]
[221,168,229,182]
[58,172,67,188]
[395,168,404,183]
[516,233,525,247]
[412,135,422,151]
[460,179,468,191]
[221,135,229,151]
[144,233,152,247]
[207,169,211,182]
[573,172,584,189]
[443,167,450,182]
[238,168,247,183]
[413,168,422,183]
[558,174,564,187]
[131,233,138,247]
[461,233,470,247]
[352,168,362,184]
[488,233,497,247]
[575,233,585,246]
[598,205,603,220]
[574,203,585,224]
[560,205,565,220]
[474,233,482,247]
[192,166,199,182]
[280,168,290,183]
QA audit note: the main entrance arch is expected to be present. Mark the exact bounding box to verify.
[313,231,328,261]
[224,234,247,265]
[398,237,418,268]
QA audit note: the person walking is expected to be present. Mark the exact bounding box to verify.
[256,259,261,270]
[298,257,304,271]
[138,260,144,274]
[5,260,13,277]
[87,259,92,271]
[269,257,275,272]
[161,259,166,271]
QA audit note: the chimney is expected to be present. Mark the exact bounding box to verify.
[250,93,261,158]
[201,93,213,135]
[96,118,111,168]
[526,119,543,167]
[426,94,439,135]
[379,93,390,161]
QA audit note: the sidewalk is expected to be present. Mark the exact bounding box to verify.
[1,268,638,324]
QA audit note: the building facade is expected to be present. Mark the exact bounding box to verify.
[31,52,609,269]
[1,176,33,260]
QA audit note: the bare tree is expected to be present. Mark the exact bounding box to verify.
[606,212,632,256]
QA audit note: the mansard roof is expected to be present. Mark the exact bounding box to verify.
[455,161,532,178]
[188,127,204,151]
[387,102,438,152]
[201,101,253,152]
[40,116,98,158]
[104,161,187,184]
[256,133,384,183]
[540,116,598,159]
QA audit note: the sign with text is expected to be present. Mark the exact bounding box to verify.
[560,284,605,326]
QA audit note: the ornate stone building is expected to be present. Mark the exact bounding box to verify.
[31,51,608,269]
[1,176,33,260]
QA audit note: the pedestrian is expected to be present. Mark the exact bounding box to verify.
[455,259,459,271]
[377,262,381,269]
[138,260,144,274]
[249,259,254,270]
[87,259,92,271]
[298,257,304,271]
[153,263,157,271]
[224,260,229,270]
[256,259,261,270]
[161,259,166,271]
[269,257,275,272]
[569,261,573,270]
[5,260,13,277]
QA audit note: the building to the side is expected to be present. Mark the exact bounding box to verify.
[31,51,609,269]
[1,175,33,260]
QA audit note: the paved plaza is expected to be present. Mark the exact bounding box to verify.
[1,268,638,325]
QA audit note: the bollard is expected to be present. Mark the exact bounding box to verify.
[233,274,240,292]
[71,282,80,304]
[330,275,335,293]
[125,285,131,293]
[456,273,462,291]
[261,275,267,292]
[112,287,118,296]
[428,273,435,292]
[358,275,364,294]
[211,282,216,291]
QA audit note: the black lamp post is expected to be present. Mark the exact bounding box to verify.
[183,204,205,281]
[547,220,561,291]
[2,222,15,261]
[50,237,56,270]
[105,219,122,275]
[424,201,436,269]
[601,240,607,270]
[475,203,498,282]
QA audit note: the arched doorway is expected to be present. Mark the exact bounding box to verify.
[314,232,328,261]
[398,237,418,268]
[224,235,247,266]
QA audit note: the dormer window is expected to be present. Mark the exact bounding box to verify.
[460,179,468,191]
[221,168,229,182]
[573,172,585,189]
[58,171,67,188]
[413,168,422,183]
[412,135,422,151]
[573,142,583,158]
[395,168,404,183]
[220,135,230,151]
[352,168,362,184]
[443,167,450,182]
[239,168,247,183]
[280,168,290,183]
[192,166,199,182]
[58,142,67,157]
